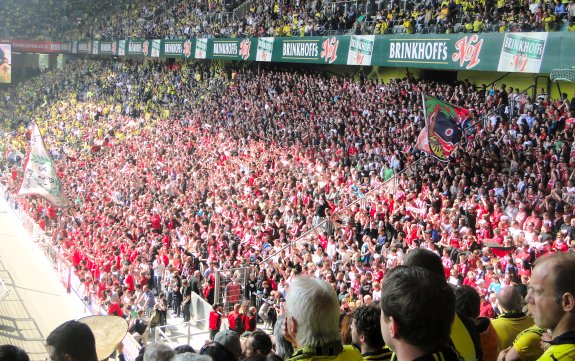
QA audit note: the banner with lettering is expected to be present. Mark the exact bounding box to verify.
[256,37,274,62]
[195,38,208,59]
[497,32,548,73]
[151,39,161,58]
[347,35,375,66]
[161,39,195,59]
[11,33,575,73]
[272,36,350,65]
[118,40,126,56]
[60,42,72,53]
[77,41,90,54]
[99,41,114,55]
[10,40,68,53]
[126,39,150,57]
[18,123,69,208]
[208,38,256,61]
[378,33,503,71]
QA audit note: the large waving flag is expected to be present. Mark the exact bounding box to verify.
[416,95,470,161]
[18,123,69,207]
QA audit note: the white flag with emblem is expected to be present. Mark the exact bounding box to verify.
[18,123,69,207]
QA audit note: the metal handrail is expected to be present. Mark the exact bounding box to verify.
[259,157,426,265]
[0,276,10,302]
[154,320,210,345]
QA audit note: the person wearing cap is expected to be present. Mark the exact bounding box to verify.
[350,304,392,361]
[284,277,362,361]
[45,320,98,361]
[491,286,534,352]
[214,329,242,361]
[144,343,175,361]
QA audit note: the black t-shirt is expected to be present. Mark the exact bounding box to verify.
[359,283,372,297]
[498,90,509,106]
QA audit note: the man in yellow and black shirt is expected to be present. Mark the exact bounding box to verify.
[403,249,482,361]
[491,286,535,352]
[380,266,460,361]
[351,305,392,361]
[526,253,575,361]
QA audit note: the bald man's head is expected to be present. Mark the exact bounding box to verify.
[496,286,523,312]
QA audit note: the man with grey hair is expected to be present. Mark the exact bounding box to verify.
[143,343,175,361]
[491,286,533,351]
[173,353,212,361]
[284,276,362,361]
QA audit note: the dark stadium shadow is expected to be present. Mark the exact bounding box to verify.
[0,316,43,341]
[0,324,17,332]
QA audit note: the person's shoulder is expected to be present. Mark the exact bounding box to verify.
[539,343,575,361]
[338,345,363,361]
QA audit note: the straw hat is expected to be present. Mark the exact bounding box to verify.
[78,315,128,360]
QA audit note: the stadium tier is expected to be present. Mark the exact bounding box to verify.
[1,0,574,40]
[1,2,575,359]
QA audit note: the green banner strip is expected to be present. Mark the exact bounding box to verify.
[19,33,575,73]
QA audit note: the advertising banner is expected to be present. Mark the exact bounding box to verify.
[161,39,194,58]
[195,38,208,59]
[256,37,274,62]
[497,32,548,73]
[77,41,90,54]
[126,39,150,57]
[118,40,126,56]
[10,40,66,53]
[272,36,349,65]
[60,42,71,53]
[347,35,375,66]
[151,39,161,58]
[209,38,255,60]
[99,41,114,55]
[379,33,498,71]
[8,33,574,74]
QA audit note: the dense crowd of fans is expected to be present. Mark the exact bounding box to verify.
[2,0,575,41]
[1,58,575,358]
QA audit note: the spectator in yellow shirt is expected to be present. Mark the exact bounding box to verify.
[438,5,450,24]
[403,17,415,33]
[473,15,484,32]
[544,9,557,30]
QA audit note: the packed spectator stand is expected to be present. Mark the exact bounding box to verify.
[1,56,575,341]
[1,0,575,41]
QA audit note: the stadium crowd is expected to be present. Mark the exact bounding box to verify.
[2,0,575,41]
[1,57,575,359]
